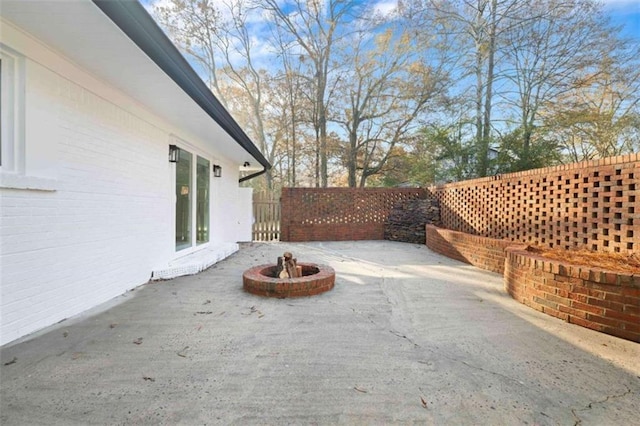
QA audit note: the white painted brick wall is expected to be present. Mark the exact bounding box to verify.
[0,27,247,346]
[0,59,171,345]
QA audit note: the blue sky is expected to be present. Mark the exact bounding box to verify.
[601,0,640,39]
[144,0,640,73]
[144,0,640,44]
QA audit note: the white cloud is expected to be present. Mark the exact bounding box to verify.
[373,0,397,16]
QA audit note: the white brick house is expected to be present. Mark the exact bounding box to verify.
[0,0,270,346]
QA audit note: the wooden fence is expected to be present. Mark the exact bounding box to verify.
[252,191,281,241]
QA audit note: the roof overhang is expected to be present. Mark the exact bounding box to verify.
[0,0,270,177]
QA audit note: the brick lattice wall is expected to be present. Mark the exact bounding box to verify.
[430,154,639,254]
[280,188,426,242]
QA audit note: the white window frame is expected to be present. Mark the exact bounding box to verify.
[171,137,214,258]
[0,43,25,175]
[0,43,56,191]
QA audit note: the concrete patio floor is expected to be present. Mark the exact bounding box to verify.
[1,241,639,425]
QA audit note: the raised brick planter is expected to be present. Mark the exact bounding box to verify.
[243,263,335,298]
[505,246,640,342]
[425,224,514,274]
[426,224,640,342]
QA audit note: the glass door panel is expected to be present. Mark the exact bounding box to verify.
[196,156,210,245]
[175,149,192,250]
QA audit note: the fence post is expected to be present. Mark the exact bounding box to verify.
[280,188,289,242]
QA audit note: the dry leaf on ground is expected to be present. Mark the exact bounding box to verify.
[529,247,640,274]
[3,357,17,366]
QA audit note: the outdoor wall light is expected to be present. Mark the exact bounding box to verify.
[213,164,222,177]
[243,161,250,167]
[168,144,180,163]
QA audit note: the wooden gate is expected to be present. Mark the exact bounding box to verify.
[252,191,280,241]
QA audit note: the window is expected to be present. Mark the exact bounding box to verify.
[0,44,54,191]
[174,146,211,251]
[0,44,24,174]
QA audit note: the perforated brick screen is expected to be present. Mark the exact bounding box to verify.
[430,154,639,254]
[280,188,426,241]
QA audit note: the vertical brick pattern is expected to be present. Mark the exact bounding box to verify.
[280,188,426,242]
[505,247,640,343]
[431,154,639,254]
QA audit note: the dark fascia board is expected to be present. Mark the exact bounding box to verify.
[91,0,271,173]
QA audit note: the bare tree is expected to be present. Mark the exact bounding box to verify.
[270,23,310,187]
[543,33,640,161]
[153,0,637,186]
[500,0,613,169]
[154,0,226,104]
[260,0,357,187]
[154,0,284,189]
[333,21,450,186]
[426,0,530,176]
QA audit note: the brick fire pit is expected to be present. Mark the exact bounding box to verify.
[243,263,335,298]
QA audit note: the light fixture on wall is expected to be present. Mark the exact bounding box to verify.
[213,164,222,177]
[168,144,180,163]
[243,161,250,167]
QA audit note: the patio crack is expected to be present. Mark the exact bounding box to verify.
[327,300,380,328]
[379,277,421,348]
[389,329,420,348]
[570,385,632,426]
[328,299,419,348]
[423,347,527,386]
[378,277,530,385]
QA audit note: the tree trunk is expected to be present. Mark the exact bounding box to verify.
[314,125,320,188]
[474,1,487,177]
[318,73,328,188]
[481,0,497,176]
[291,104,297,187]
[347,133,357,187]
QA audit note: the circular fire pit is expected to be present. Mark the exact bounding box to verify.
[243,262,335,298]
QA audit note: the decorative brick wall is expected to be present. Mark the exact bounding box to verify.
[280,188,426,242]
[425,225,516,274]
[505,246,640,343]
[430,154,639,254]
[426,225,639,342]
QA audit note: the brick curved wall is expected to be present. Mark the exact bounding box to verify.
[425,224,515,274]
[505,247,640,343]
[426,224,640,342]
[243,263,335,298]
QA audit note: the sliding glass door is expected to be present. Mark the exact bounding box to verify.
[175,149,192,251]
[175,147,210,251]
[196,156,210,245]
